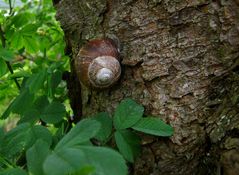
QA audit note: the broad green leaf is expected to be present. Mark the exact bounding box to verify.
[113,98,144,130]
[43,147,89,175]
[21,24,39,36]
[93,112,112,142]
[0,168,27,175]
[132,117,174,137]
[34,95,49,113]
[27,125,52,147]
[1,123,52,160]
[44,146,127,175]
[41,101,66,124]
[79,146,128,175]
[22,35,39,53]
[70,166,95,175]
[18,108,40,124]
[55,119,101,150]
[1,123,30,159]
[11,88,34,115]
[26,140,51,175]
[10,32,24,50]
[0,48,14,61]
[0,58,7,78]
[10,12,35,27]
[25,69,47,93]
[114,130,141,163]
[50,70,62,89]
[1,100,14,119]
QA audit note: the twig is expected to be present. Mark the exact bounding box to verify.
[0,25,21,90]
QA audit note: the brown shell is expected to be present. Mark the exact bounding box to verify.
[75,38,121,88]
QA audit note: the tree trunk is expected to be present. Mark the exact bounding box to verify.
[54,0,239,174]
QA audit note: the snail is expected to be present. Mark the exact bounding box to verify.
[75,38,121,89]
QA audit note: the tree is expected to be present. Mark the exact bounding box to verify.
[54,0,239,175]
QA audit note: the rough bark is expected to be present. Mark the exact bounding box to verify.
[54,0,239,174]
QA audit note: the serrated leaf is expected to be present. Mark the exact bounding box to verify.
[93,112,112,142]
[113,98,144,130]
[55,119,101,150]
[132,117,174,137]
[26,140,51,175]
[0,48,14,61]
[25,69,46,93]
[0,58,7,78]
[41,101,66,124]
[0,168,27,175]
[114,130,141,162]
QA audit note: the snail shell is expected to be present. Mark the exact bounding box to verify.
[75,38,121,89]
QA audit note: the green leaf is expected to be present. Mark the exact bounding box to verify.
[26,140,51,175]
[44,146,127,175]
[113,98,144,130]
[25,69,47,93]
[10,12,35,27]
[114,130,141,163]
[0,58,7,78]
[41,101,66,124]
[10,32,24,50]
[79,146,128,175]
[1,123,52,160]
[55,119,101,150]
[0,168,27,175]
[132,117,174,137]
[34,95,49,113]
[43,147,91,175]
[0,48,14,61]
[93,112,112,142]
[22,35,39,53]
[18,108,40,124]
[11,88,34,115]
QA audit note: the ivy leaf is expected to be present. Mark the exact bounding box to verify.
[26,139,51,175]
[132,117,174,137]
[0,58,7,78]
[114,130,141,163]
[113,98,144,130]
[41,101,66,124]
[93,112,112,142]
[55,119,101,150]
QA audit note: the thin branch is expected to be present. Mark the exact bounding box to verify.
[8,0,13,15]
[0,25,21,90]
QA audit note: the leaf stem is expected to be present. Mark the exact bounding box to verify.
[0,25,21,90]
